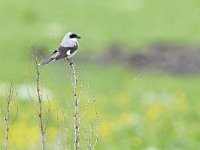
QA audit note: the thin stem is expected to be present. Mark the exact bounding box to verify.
[4,82,13,150]
[35,58,46,150]
[67,59,80,150]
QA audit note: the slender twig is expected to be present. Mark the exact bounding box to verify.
[56,116,61,150]
[43,98,51,132]
[4,82,13,150]
[67,58,80,150]
[60,102,72,150]
[34,57,46,150]
[11,99,18,125]
[91,98,99,150]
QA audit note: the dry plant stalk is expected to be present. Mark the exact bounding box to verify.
[67,59,80,150]
[34,57,46,150]
[4,82,13,150]
[82,97,99,150]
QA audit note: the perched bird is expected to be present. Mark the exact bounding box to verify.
[39,32,81,65]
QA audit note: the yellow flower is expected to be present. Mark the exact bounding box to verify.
[146,105,162,121]
[99,120,114,139]
[174,91,188,114]
[46,127,57,141]
[120,112,133,125]
[116,94,131,109]
[9,122,40,149]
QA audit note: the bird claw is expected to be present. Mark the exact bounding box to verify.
[67,59,73,66]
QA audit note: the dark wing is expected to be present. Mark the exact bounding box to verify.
[50,49,59,58]
[39,50,59,65]
[56,41,78,60]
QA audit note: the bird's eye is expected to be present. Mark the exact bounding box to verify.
[70,34,77,38]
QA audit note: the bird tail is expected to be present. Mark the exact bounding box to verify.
[39,58,55,65]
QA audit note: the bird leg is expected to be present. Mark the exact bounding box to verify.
[67,58,73,66]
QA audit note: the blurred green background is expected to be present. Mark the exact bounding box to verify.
[0,0,200,149]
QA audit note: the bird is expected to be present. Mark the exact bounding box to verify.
[39,32,81,65]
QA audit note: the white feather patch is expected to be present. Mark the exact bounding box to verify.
[67,50,77,58]
[67,50,71,56]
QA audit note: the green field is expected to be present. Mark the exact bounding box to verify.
[0,0,200,149]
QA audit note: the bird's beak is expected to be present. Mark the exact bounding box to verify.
[77,35,81,39]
